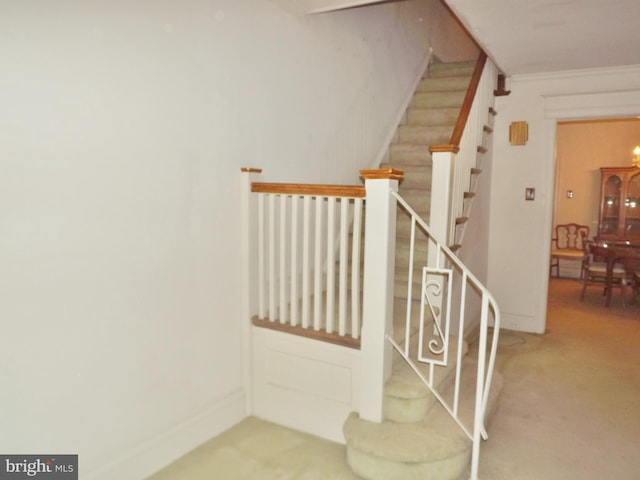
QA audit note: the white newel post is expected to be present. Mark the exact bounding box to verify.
[240,167,262,415]
[429,147,456,248]
[359,168,403,423]
[427,147,456,320]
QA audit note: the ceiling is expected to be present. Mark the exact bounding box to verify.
[439,0,640,76]
[299,0,640,76]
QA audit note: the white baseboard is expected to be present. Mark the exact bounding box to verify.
[500,312,544,334]
[85,389,246,480]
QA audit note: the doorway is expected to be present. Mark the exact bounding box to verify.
[538,92,640,332]
[551,118,640,280]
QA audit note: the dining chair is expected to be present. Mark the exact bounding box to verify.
[633,271,640,303]
[580,242,627,306]
[550,223,589,278]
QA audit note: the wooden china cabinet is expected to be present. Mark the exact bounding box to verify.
[597,166,640,243]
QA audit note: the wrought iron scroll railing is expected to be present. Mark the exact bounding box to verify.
[389,190,501,480]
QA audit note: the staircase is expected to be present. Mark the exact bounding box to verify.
[383,60,476,218]
[382,59,475,340]
[242,55,501,480]
[343,59,503,480]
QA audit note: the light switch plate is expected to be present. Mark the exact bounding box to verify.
[525,188,535,201]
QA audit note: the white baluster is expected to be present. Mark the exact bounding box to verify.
[258,193,266,319]
[326,196,336,333]
[279,194,287,324]
[351,198,363,339]
[338,198,348,336]
[302,196,311,329]
[269,194,276,321]
[314,196,323,331]
[290,195,299,326]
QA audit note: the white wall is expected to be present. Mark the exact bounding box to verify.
[554,119,640,231]
[488,65,640,333]
[0,0,476,478]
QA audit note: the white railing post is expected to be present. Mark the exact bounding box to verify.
[427,148,456,318]
[358,168,403,422]
[240,167,262,415]
[429,147,456,248]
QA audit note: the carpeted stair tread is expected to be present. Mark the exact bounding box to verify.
[391,296,422,343]
[406,106,460,126]
[428,60,476,78]
[416,76,473,93]
[387,144,432,165]
[384,335,469,415]
[343,56,501,480]
[344,411,469,463]
[395,212,432,238]
[397,124,453,144]
[343,360,504,480]
[346,444,470,480]
[395,189,430,213]
[411,90,466,109]
[385,60,473,366]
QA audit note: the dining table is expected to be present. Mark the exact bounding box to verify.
[590,242,640,306]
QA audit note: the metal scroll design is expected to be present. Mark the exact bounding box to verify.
[418,267,452,366]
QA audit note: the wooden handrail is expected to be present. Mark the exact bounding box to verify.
[429,52,487,153]
[251,169,404,197]
[430,145,460,154]
[252,317,360,349]
[450,52,487,145]
[251,182,366,198]
[360,168,404,181]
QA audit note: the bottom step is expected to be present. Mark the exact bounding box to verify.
[345,411,470,480]
[343,360,503,480]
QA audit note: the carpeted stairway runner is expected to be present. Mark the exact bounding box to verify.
[343,59,503,480]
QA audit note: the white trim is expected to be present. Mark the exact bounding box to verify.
[307,0,385,14]
[85,389,246,480]
[511,64,640,83]
[544,90,640,120]
[538,88,640,334]
[535,117,558,335]
[241,170,262,415]
[499,312,538,333]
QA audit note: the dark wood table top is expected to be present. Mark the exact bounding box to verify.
[589,243,640,306]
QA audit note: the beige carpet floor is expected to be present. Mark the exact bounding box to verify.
[148,278,640,479]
